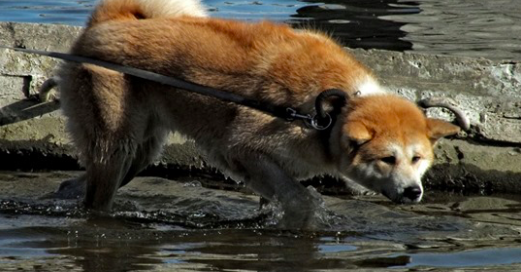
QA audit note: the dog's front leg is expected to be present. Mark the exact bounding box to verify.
[233,153,326,229]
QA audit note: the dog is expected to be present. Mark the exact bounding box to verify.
[56,0,461,228]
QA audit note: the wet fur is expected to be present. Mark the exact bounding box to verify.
[57,0,460,228]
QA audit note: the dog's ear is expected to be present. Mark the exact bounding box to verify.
[344,121,373,147]
[426,118,460,143]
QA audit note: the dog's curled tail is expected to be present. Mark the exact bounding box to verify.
[87,0,207,28]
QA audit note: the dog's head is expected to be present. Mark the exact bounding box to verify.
[331,94,460,204]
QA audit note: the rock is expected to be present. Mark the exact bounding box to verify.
[1,22,520,193]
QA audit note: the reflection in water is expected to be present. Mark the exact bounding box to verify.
[3,214,521,271]
[0,217,361,272]
[381,0,521,59]
[292,0,420,51]
[0,218,163,271]
[165,230,325,271]
[0,0,520,59]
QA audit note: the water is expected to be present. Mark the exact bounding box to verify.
[2,219,519,271]
[0,0,520,60]
[1,171,521,271]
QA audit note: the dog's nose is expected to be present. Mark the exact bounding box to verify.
[403,186,422,201]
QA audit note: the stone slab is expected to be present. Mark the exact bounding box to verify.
[0,22,520,192]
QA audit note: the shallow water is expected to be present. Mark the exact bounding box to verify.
[0,0,520,60]
[1,218,520,271]
[1,171,521,271]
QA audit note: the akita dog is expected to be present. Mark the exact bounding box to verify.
[56,0,461,228]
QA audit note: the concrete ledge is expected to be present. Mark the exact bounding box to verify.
[350,48,521,143]
[1,22,520,193]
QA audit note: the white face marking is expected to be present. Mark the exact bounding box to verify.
[357,78,386,96]
[405,143,432,179]
[389,143,403,159]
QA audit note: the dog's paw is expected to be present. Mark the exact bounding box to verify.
[263,186,330,230]
[46,177,86,200]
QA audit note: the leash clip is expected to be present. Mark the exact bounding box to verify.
[310,113,332,131]
[286,108,332,131]
[286,107,312,122]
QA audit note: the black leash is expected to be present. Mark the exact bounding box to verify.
[1,46,347,130]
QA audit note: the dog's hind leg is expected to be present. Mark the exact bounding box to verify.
[82,122,169,211]
[53,131,167,200]
[119,130,168,188]
[82,138,136,211]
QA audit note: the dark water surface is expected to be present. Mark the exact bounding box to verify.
[0,0,520,60]
[1,216,520,271]
[1,172,521,271]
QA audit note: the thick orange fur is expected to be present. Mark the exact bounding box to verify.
[341,96,446,164]
[57,0,460,228]
[87,0,145,27]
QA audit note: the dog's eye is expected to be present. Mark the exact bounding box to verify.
[380,156,396,165]
[412,156,421,163]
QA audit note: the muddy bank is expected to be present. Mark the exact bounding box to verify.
[1,22,521,194]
